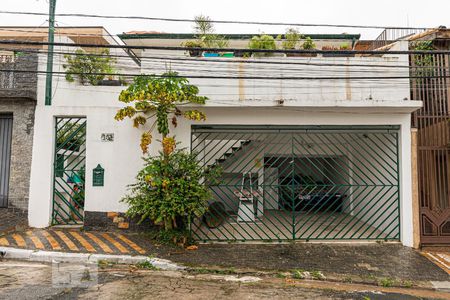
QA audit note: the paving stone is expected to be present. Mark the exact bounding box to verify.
[107,212,119,219]
[0,208,28,235]
[113,216,124,223]
[118,222,129,229]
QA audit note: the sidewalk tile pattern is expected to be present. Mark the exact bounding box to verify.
[422,252,450,275]
[0,229,147,255]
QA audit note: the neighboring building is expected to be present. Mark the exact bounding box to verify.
[20,29,423,248]
[0,50,37,211]
[408,28,450,246]
[0,26,136,213]
[369,28,450,246]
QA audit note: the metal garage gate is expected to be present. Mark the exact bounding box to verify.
[0,114,13,208]
[191,125,400,242]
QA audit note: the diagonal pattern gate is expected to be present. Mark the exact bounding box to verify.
[191,125,400,242]
[52,117,87,225]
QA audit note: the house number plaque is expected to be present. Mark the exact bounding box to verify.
[93,164,104,187]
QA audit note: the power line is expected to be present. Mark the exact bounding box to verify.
[1,39,450,55]
[6,50,416,75]
[1,68,448,81]
[32,72,439,88]
[0,10,432,30]
[0,27,358,42]
[2,46,427,70]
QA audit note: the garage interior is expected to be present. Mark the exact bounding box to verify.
[192,125,400,242]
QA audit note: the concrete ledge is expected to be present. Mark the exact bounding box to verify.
[0,247,33,260]
[0,246,184,271]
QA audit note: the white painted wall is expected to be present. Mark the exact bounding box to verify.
[141,41,412,104]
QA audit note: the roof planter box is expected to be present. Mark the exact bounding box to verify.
[322,45,355,57]
[322,52,355,57]
[203,52,220,57]
[98,79,122,86]
[286,53,318,57]
[221,52,234,58]
[202,52,235,58]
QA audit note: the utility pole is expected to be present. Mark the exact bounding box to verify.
[45,0,57,106]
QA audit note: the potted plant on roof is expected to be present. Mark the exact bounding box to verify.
[182,15,230,58]
[248,34,281,57]
[98,64,121,86]
[322,43,355,57]
[281,28,302,57]
[183,40,204,57]
[64,49,119,86]
[300,36,317,57]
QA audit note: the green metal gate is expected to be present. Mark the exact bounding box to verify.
[191,125,400,242]
[52,117,87,225]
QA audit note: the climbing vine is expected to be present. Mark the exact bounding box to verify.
[411,41,435,80]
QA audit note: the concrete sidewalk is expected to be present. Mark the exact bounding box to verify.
[158,243,450,282]
[0,225,448,288]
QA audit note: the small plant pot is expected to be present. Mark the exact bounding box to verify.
[203,202,226,228]
[234,51,249,58]
[203,52,220,57]
[98,79,122,86]
[220,52,235,58]
[188,50,202,57]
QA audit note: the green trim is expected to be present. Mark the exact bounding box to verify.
[192,125,400,132]
[118,33,361,41]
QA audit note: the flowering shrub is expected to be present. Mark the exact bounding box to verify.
[123,149,221,231]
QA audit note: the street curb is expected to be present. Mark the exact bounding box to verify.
[0,246,184,271]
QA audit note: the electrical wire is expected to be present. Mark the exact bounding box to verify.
[0,10,432,30]
[1,39,449,55]
[1,46,428,70]
[1,68,447,80]
[0,27,362,42]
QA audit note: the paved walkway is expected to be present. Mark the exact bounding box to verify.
[0,224,448,285]
[0,228,147,255]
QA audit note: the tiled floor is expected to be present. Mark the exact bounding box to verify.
[422,251,450,275]
[194,210,392,241]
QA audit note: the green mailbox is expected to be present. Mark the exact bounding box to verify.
[93,164,104,187]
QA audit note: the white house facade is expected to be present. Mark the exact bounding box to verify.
[26,31,422,247]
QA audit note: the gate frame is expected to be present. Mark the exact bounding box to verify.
[191,124,401,242]
[51,116,87,225]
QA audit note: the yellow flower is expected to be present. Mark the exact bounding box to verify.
[162,136,176,155]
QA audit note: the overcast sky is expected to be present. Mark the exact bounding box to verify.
[1,0,449,39]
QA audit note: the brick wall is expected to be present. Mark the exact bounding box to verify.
[0,52,38,101]
[0,100,36,210]
[0,52,38,211]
